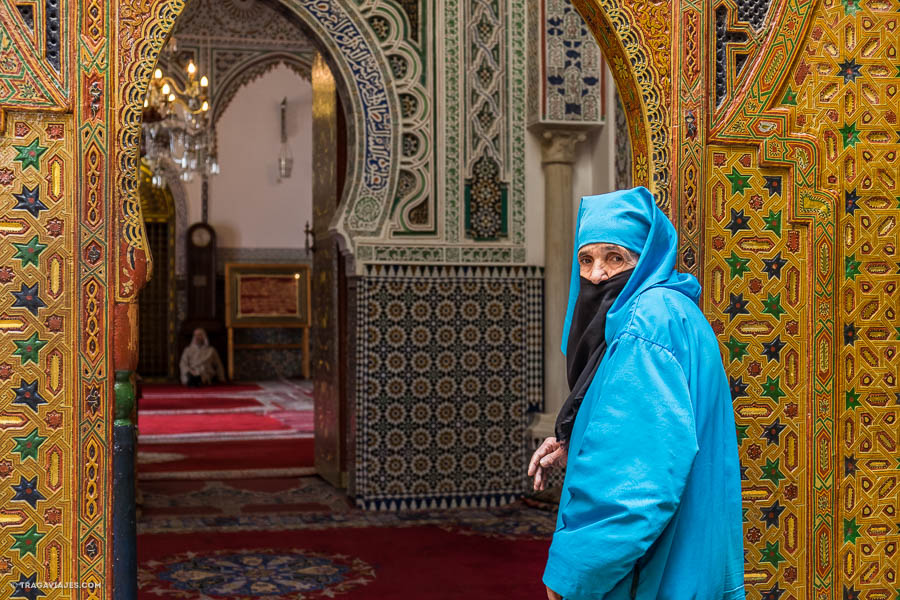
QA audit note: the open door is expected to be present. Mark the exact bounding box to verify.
[310,52,345,487]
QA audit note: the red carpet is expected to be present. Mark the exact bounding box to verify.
[138,516,550,599]
[137,380,315,479]
[142,382,262,394]
[139,395,263,411]
[138,438,315,479]
[139,411,291,436]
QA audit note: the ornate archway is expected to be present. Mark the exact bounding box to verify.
[117,1,403,310]
[0,0,402,594]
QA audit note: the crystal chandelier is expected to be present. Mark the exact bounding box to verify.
[141,44,219,187]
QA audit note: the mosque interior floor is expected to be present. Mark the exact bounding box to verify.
[137,476,555,598]
[135,380,555,597]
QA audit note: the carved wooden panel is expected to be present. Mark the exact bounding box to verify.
[573,0,899,597]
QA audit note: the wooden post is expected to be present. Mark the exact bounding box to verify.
[303,327,310,379]
[227,327,234,380]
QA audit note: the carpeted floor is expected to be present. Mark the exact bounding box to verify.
[138,477,556,599]
[138,438,316,479]
[137,380,315,479]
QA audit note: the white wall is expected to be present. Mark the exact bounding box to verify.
[184,65,313,248]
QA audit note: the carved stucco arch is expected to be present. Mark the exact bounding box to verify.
[569,0,668,212]
[117,0,401,300]
[210,52,313,132]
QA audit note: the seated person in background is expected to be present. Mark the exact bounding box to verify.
[179,328,225,387]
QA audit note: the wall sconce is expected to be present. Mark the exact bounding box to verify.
[304,221,316,254]
[277,97,293,181]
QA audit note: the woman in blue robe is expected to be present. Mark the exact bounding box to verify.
[532,187,745,599]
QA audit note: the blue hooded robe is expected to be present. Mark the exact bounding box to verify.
[543,187,745,600]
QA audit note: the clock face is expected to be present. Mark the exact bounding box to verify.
[191,227,211,247]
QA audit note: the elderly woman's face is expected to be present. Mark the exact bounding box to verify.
[578,243,638,284]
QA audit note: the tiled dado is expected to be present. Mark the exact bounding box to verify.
[353,265,543,510]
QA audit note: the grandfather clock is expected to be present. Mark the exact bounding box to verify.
[186,222,217,320]
[181,222,224,366]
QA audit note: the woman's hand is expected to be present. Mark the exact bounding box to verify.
[528,436,568,491]
[546,585,563,599]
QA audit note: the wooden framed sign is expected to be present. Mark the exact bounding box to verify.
[225,263,311,327]
[224,263,312,379]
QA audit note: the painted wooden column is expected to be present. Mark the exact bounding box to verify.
[112,370,137,600]
[530,129,586,443]
[526,0,606,447]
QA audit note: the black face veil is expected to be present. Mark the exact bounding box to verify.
[554,268,633,444]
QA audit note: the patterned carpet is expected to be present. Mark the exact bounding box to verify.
[138,477,556,599]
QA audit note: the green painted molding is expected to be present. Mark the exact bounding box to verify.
[114,370,136,427]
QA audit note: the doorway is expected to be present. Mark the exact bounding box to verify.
[137,160,176,379]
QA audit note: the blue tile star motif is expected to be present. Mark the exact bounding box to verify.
[725,208,752,235]
[11,572,46,600]
[12,379,47,412]
[760,500,785,528]
[12,184,48,218]
[763,175,782,197]
[760,583,785,600]
[11,282,46,316]
[724,292,751,320]
[762,419,786,445]
[11,475,46,509]
[763,252,788,279]
[837,58,862,84]
[845,188,860,215]
[762,335,786,362]
[729,376,749,400]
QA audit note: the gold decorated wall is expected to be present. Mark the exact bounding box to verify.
[0,0,186,596]
[1,0,897,598]
[0,114,78,593]
[574,0,899,597]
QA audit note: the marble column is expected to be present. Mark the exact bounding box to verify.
[530,129,587,444]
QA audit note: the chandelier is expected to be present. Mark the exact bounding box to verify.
[141,46,219,187]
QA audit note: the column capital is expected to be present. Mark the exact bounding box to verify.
[539,128,589,165]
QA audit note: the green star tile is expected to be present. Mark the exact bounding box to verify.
[11,428,46,461]
[736,424,749,445]
[11,138,48,171]
[741,507,748,523]
[12,236,47,268]
[843,0,860,14]
[895,326,900,341]
[781,88,797,106]
[760,457,785,484]
[762,293,785,319]
[725,336,750,362]
[895,196,900,209]
[13,332,47,365]
[726,167,752,195]
[894,587,899,600]
[844,517,861,544]
[759,540,785,567]
[846,388,861,410]
[839,122,860,148]
[726,251,751,278]
[763,210,782,235]
[845,254,861,280]
[10,524,45,558]
[761,376,785,402]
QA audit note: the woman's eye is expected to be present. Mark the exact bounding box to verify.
[610,255,622,263]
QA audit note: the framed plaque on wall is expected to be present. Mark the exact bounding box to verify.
[224,263,312,378]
